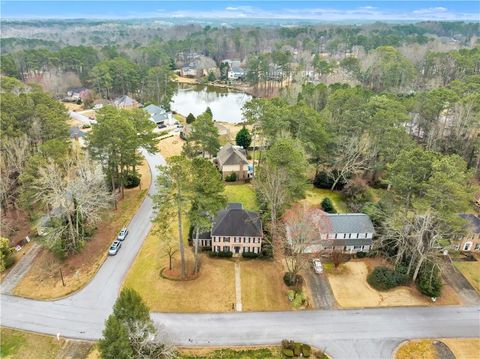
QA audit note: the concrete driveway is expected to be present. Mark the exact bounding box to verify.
[306,270,336,309]
[1,150,480,359]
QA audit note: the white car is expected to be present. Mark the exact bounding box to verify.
[312,259,323,274]
[117,228,128,241]
[108,240,122,256]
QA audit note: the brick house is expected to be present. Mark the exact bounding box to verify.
[215,143,249,181]
[197,203,263,255]
[457,214,480,252]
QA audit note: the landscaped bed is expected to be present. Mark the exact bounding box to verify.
[326,258,460,308]
[395,338,480,359]
[12,159,151,299]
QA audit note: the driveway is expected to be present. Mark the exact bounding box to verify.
[1,150,480,359]
[306,270,336,309]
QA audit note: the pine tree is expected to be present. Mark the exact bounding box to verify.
[235,126,252,149]
[186,113,196,124]
[99,315,134,359]
[321,197,336,213]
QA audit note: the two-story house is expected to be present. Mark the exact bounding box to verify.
[215,143,250,181]
[287,210,375,254]
[197,203,263,255]
[458,214,480,252]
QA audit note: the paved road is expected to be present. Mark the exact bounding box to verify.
[1,150,480,359]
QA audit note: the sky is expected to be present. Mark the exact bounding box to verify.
[1,1,479,21]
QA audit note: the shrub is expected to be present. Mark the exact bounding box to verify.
[0,237,13,272]
[201,246,212,252]
[261,247,273,258]
[367,266,399,291]
[209,250,233,258]
[282,340,294,350]
[283,272,303,287]
[124,173,140,188]
[293,343,302,356]
[242,251,259,259]
[292,291,306,309]
[321,197,336,213]
[313,171,346,190]
[225,173,237,182]
[356,251,367,258]
[186,113,196,124]
[302,344,312,357]
[416,264,442,298]
[282,349,294,357]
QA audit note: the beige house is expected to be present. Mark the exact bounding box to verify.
[458,214,480,252]
[216,143,249,181]
[197,203,263,255]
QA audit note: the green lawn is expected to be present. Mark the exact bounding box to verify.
[0,328,62,359]
[453,261,480,293]
[224,183,258,211]
[303,186,348,213]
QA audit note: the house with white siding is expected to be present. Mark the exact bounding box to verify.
[288,211,375,254]
[197,203,263,255]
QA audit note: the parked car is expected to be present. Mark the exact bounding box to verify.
[158,124,167,129]
[312,258,323,274]
[108,240,122,256]
[117,227,128,241]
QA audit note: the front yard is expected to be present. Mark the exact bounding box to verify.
[453,260,480,293]
[240,259,291,311]
[395,339,480,359]
[326,259,460,308]
[12,159,151,299]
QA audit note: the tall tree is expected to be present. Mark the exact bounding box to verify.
[189,111,220,158]
[235,126,252,150]
[154,156,192,279]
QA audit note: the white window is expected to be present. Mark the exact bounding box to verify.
[464,242,473,251]
[475,243,480,251]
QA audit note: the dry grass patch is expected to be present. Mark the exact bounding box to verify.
[123,220,236,312]
[442,338,480,358]
[327,259,460,308]
[13,159,151,299]
[157,135,185,159]
[240,259,291,311]
[395,340,438,359]
[453,260,480,293]
[0,328,63,359]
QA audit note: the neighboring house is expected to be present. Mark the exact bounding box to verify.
[180,64,200,78]
[113,95,139,109]
[228,66,245,80]
[197,203,263,255]
[457,214,480,252]
[69,126,87,146]
[144,104,175,127]
[182,123,229,139]
[93,99,111,110]
[65,87,91,102]
[215,143,249,181]
[288,211,375,254]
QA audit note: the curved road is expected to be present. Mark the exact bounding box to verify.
[1,151,479,359]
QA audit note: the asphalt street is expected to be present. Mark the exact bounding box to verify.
[1,150,479,359]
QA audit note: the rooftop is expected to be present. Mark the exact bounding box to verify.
[326,213,375,234]
[217,143,248,168]
[212,203,262,237]
[459,214,480,233]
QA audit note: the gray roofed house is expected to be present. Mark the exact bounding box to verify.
[113,95,139,109]
[196,203,263,255]
[287,210,375,254]
[143,104,175,127]
[216,143,249,181]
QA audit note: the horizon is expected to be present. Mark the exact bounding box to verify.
[1,1,479,22]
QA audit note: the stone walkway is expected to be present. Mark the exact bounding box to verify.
[234,261,242,312]
[0,243,41,294]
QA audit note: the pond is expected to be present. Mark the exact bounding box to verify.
[170,83,252,124]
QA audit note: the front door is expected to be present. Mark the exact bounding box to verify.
[235,246,240,254]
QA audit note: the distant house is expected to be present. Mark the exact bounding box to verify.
[180,64,200,78]
[93,99,111,110]
[215,143,249,181]
[287,211,375,254]
[65,87,91,102]
[144,104,175,127]
[113,95,139,109]
[69,126,87,146]
[197,203,263,255]
[457,214,480,252]
[223,60,245,80]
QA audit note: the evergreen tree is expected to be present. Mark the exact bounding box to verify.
[235,126,252,149]
[99,315,134,359]
[321,197,336,213]
[186,113,196,124]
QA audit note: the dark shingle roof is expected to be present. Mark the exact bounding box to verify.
[326,214,375,234]
[217,144,248,168]
[212,203,262,237]
[459,214,480,233]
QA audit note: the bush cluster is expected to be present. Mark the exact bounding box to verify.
[208,250,233,258]
[356,251,367,258]
[225,173,237,182]
[241,247,273,260]
[124,173,140,188]
[281,340,312,358]
[283,272,304,287]
[416,264,442,298]
[367,266,409,290]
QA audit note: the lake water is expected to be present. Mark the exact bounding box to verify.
[170,84,252,124]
